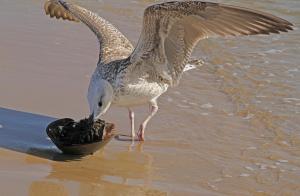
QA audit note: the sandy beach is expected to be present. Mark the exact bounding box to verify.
[1,0,300,195]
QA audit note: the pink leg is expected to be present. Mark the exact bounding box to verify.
[128,108,135,139]
[137,100,158,141]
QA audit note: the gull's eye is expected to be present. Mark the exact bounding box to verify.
[98,101,102,107]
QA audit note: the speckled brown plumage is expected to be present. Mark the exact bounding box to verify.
[44,1,293,140]
[44,0,293,89]
[129,1,293,85]
[44,0,133,64]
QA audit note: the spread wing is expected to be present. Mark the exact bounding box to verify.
[44,0,134,63]
[130,1,293,86]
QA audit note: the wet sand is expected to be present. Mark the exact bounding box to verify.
[0,0,300,195]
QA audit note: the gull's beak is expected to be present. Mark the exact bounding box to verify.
[88,112,94,122]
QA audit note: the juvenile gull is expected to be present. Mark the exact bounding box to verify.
[44,0,293,140]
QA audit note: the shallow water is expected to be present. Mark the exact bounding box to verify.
[0,0,299,195]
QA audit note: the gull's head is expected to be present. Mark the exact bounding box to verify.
[87,78,114,120]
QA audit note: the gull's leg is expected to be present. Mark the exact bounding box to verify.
[128,108,135,139]
[137,100,158,141]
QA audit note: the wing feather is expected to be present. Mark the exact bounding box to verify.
[44,0,133,63]
[130,1,293,86]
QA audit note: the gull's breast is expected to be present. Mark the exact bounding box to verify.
[113,78,168,107]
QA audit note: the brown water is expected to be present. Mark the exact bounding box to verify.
[0,0,299,195]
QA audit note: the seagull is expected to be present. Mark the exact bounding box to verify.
[44,0,293,141]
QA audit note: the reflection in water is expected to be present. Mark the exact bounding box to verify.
[47,142,152,182]
[28,142,167,196]
[29,181,69,196]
